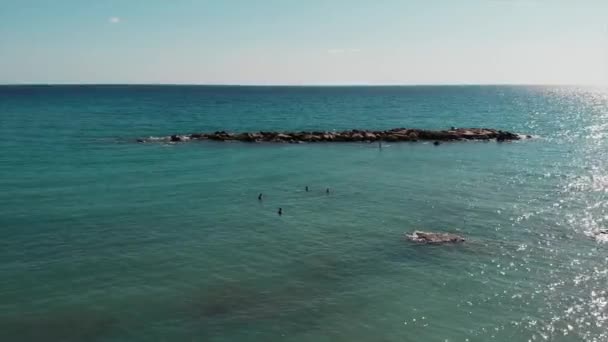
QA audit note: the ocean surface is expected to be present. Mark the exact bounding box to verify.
[1,85,608,342]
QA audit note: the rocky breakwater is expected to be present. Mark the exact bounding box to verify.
[138,128,523,143]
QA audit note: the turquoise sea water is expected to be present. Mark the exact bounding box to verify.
[1,85,608,341]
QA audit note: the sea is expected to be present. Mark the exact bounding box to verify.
[1,85,607,342]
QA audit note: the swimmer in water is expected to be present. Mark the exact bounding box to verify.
[278,208,282,216]
[258,193,263,201]
[326,188,330,195]
[305,186,309,192]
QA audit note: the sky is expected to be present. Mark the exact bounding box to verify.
[0,0,607,85]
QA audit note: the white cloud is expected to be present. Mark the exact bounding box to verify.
[108,17,120,24]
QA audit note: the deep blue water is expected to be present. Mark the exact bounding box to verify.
[1,85,608,341]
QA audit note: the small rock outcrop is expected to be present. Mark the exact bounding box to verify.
[138,128,525,144]
[592,230,608,243]
[405,231,465,245]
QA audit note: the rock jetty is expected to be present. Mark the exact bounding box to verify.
[138,128,522,144]
[405,231,466,245]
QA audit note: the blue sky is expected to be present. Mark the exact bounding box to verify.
[1,0,607,84]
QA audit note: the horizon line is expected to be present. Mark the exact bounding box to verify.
[0,82,606,87]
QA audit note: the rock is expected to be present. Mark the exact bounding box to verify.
[332,134,349,142]
[136,138,145,143]
[207,131,234,141]
[433,141,441,146]
[459,129,490,140]
[390,133,408,141]
[350,133,364,141]
[302,134,319,142]
[594,230,608,243]
[496,130,520,142]
[405,231,465,245]
[384,134,399,142]
[234,133,252,142]
[275,133,292,141]
[322,133,334,141]
[363,132,377,140]
[170,135,181,142]
[208,134,224,141]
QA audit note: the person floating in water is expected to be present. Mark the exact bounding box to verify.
[278,208,282,216]
[258,193,263,201]
[326,188,330,195]
[305,186,309,192]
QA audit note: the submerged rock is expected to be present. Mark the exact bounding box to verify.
[405,231,465,245]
